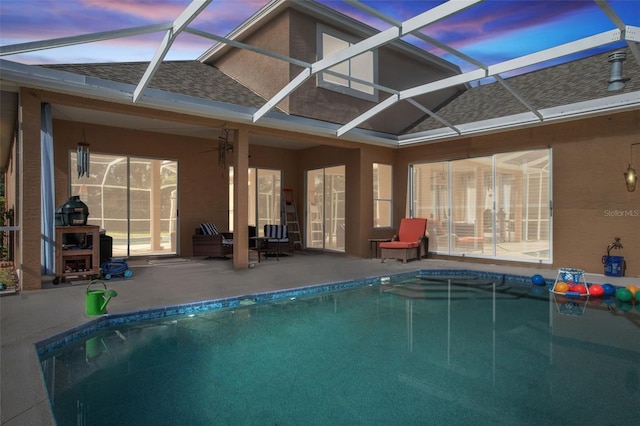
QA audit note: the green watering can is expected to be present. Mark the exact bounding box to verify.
[86,280,117,316]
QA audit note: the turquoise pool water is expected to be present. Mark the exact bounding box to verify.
[39,271,640,425]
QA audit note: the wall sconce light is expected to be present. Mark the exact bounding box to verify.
[624,143,639,192]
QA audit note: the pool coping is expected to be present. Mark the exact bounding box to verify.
[32,268,559,357]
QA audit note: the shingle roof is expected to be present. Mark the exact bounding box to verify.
[45,61,267,109]
[44,47,639,139]
[410,48,640,133]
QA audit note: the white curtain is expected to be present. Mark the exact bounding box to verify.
[41,103,55,275]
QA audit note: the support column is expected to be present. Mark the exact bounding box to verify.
[232,126,249,269]
[20,89,44,290]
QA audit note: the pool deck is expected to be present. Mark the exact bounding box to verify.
[1,253,638,425]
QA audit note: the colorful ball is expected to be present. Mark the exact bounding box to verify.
[602,284,616,296]
[616,287,632,302]
[572,284,587,295]
[554,282,569,293]
[626,285,638,297]
[636,290,640,302]
[588,284,604,297]
[531,274,546,286]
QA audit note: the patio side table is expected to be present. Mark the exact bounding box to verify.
[368,238,391,259]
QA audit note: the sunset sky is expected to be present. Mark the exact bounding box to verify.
[1,0,638,72]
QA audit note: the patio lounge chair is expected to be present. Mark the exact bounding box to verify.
[192,223,233,258]
[380,218,427,263]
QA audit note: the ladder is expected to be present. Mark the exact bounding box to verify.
[282,189,303,251]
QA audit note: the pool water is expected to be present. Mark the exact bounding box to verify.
[40,274,640,425]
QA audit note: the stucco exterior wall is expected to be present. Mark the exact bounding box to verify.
[214,10,292,112]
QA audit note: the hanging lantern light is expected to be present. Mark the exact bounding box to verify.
[624,143,638,192]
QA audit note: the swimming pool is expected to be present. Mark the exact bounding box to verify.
[38,270,640,425]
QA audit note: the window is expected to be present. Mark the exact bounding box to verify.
[317,25,378,101]
[410,149,552,263]
[373,163,392,228]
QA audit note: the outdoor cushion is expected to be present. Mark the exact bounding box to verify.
[200,223,232,245]
[200,223,220,235]
[379,241,419,249]
[264,224,289,242]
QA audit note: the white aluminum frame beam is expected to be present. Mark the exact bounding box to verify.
[494,75,543,121]
[185,27,311,68]
[337,28,626,137]
[488,29,622,75]
[252,0,482,123]
[133,0,211,102]
[0,23,172,56]
[406,98,461,135]
[596,0,640,63]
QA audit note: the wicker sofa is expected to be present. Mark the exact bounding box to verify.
[192,224,233,258]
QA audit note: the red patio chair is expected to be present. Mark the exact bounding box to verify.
[380,218,428,263]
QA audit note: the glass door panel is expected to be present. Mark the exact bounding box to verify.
[305,166,345,252]
[257,169,281,235]
[306,169,324,248]
[410,162,450,253]
[324,166,345,251]
[449,157,492,256]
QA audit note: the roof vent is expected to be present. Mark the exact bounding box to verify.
[607,51,627,91]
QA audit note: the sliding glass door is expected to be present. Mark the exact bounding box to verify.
[71,153,178,257]
[410,149,551,263]
[306,166,345,252]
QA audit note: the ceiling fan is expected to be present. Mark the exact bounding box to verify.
[216,128,233,168]
[199,128,233,168]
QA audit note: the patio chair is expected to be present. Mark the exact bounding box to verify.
[262,224,291,260]
[192,223,233,258]
[380,218,428,263]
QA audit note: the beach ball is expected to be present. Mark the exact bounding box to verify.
[626,285,638,298]
[636,290,640,302]
[602,284,616,296]
[531,274,546,286]
[616,287,632,302]
[588,284,604,297]
[554,282,569,293]
[572,284,587,295]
